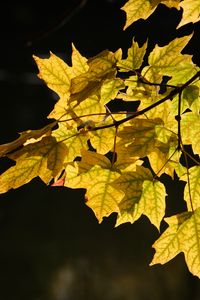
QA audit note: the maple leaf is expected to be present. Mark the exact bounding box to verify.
[71,43,88,76]
[113,166,166,229]
[0,0,200,279]
[177,0,200,28]
[69,50,119,105]
[121,0,159,30]
[151,208,200,278]
[65,151,124,222]
[100,78,125,105]
[90,126,116,155]
[181,112,200,155]
[181,166,200,211]
[0,121,56,158]
[117,40,147,72]
[116,118,162,158]
[33,53,73,97]
[0,136,68,193]
[148,35,193,77]
[121,0,181,29]
[52,123,89,162]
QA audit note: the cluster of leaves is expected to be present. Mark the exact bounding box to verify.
[0,0,200,277]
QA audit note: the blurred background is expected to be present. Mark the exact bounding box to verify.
[0,1,200,299]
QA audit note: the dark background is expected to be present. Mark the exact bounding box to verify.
[0,1,200,299]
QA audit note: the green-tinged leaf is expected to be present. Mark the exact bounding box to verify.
[151,208,200,278]
[0,121,57,158]
[153,101,177,143]
[140,180,166,229]
[178,0,200,28]
[33,53,73,97]
[121,0,159,30]
[66,164,124,222]
[148,35,193,76]
[182,85,199,108]
[52,123,88,162]
[150,212,192,265]
[181,166,200,211]
[181,112,200,155]
[117,40,147,71]
[113,165,154,226]
[171,94,192,115]
[118,161,167,231]
[0,136,68,193]
[171,84,200,116]
[100,78,125,105]
[168,64,199,85]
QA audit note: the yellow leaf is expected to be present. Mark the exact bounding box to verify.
[52,123,89,162]
[65,150,111,188]
[121,0,158,30]
[161,0,181,9]
[113,166,153,226]
[151,209,200,278]
[148,141,181,177]
[0,136,68,193]
[140,180,166,229]
[85,166,124,222]
[70,50,118,98]
[181,166,200,211]
[78,149,111,172]
[117,118,162,157]
[33,52,73,97]
[181,112,200,155]
[117,40,147,71]
[71,43,88,76]
[100,78,125,105]
[178,0,200,28]
[150,212,192,265]
[66,164,124,222]
[0,121,56,158]
[148,35,193,76]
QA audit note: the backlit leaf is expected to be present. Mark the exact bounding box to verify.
[181,166,200,211]
[100,78,125,105]
[121,0,158,30]
[0,136,68,193]
[151,208,200,278]
[148,35,193,76]
[139,180,166,229]
[117,40,147,71]
[33,53,73,97]
[0,121,57,158]
[90,125,116,154]
[178,0,200,28]
[66,164,124,223]
[181,112,200,155]
[117,118,162,157]
[52,123,89,162]
[71,43,88,75]
[150,212,192,264]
